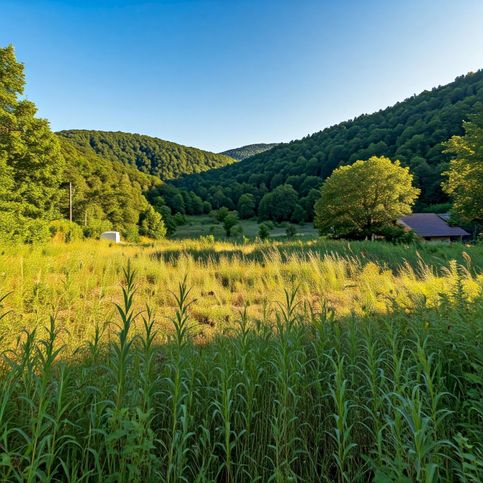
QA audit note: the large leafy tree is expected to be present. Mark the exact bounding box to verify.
[0,45,65,239]
[258,184,298,222]
[314,156,420,239]
[443,113,483,226]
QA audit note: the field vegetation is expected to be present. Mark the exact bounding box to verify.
[0,238,482,481]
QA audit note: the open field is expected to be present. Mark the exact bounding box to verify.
[0,239,482,481]
[171,215,319,239]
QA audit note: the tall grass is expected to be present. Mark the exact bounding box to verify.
[0,240,482,480]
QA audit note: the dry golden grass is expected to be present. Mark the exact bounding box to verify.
[0,239,481,350]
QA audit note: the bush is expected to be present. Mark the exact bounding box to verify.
[223,212,239,237]
[214,207,230,223]
[258,223,270,240]
[139,206,167,240]
[83,219,112,239]
[173,213,187,226]
[0,213,51,244]
[49,220,84,243]
[286,224,297,238]
[124,224,140,243]
[378,224,416,244]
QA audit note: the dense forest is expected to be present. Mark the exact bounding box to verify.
[173,71,483,222]
[58,130,236,180]
[59,138,160,238]
[221,143,279,160]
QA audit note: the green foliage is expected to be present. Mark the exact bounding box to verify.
[0,215,50,244]
[177,71,483,220]
[48,220,84,243]
[173,212,187,226]
[58,130,235,180]
[237,193,256,219]
[223,211,239,237]
[258,184,299,222]
[156,205,176,236]
[443,113,483,226]
[377,224,416,244]
[258,223,270,240]
[285,224,297,237]
[314,156,420,239]
[213,207,230,223]
[139,206,167,240]
[221,143,279,161]
[59,138,157,239]
[290,204,306,224]
[0,45,65,242]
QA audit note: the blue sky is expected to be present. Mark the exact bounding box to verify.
[1,0,482,152]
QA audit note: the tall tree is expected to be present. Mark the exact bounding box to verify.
[443,113,483,227]
[314,156,420,239]
[0,45,65,238]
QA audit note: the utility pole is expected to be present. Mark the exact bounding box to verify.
[69,182,73,222]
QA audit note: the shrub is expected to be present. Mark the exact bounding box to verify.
[259,223,270,240]
[286,224,297,238]
[49,220,84,243]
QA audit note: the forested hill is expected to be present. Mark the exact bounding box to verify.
[221,143,279,161]
[58,138,159,236]
[58,130,236,180]
[175,70,483,219]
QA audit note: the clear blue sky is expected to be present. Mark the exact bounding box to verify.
[1,0,482,152]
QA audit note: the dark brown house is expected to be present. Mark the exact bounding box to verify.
[398,213,469,242]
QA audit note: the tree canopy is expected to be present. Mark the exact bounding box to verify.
[0,44,169,242]
[58,130,236,180]
[0,45,65,242]
[443,113,483,227]
[221,143,279,161]
[314,156,420,239]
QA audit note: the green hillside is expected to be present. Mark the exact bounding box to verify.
[58,130,236,180]
[58,137,160,237]
[221,143,279,161]
[175,71,483,221]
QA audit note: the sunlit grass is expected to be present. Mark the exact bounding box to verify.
[0,239,482,480]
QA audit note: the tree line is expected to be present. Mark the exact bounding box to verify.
[1,43,481,243]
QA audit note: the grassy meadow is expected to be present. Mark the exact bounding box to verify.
[0,238,482,481]
[171,215,319,239]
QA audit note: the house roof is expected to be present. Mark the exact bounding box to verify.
[399,213,469,237]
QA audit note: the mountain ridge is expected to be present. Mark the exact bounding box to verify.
[221,143,279,161]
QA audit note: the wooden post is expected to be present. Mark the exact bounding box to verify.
[69,182,73,222]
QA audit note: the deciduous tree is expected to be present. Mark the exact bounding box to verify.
[314,156,420,239]
[443,114,483,226]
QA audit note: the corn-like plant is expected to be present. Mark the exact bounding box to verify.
[0,243,481,482]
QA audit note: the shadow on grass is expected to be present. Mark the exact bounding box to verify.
[151,239,482,274]
[1,269,481,482]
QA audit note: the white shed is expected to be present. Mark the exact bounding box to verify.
[100,231,121,243]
